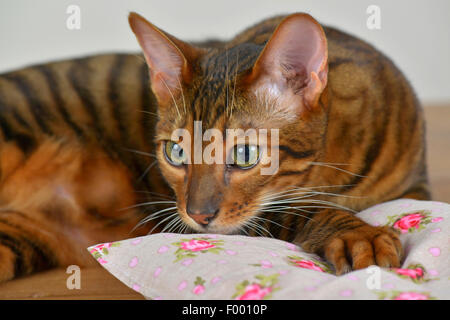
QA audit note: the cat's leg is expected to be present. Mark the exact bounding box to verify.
[295,209,402,275]
[0,140,148,282]
[0,209,96,282]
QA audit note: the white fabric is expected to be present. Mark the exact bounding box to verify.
[88,199,449,300]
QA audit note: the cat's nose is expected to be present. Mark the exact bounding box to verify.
[187,209,219,226]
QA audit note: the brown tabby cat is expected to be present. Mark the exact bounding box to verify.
[0,12,429,283]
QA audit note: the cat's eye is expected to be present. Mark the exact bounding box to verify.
[164,141,187,166]
[231,144,260,169]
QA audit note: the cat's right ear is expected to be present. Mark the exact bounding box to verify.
[129,12,203,105]
[245,13,328,115]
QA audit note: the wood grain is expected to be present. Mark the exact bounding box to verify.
[0,105,448,300]
[0,267,143,300]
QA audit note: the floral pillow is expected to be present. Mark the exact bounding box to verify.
[88,199,449,300]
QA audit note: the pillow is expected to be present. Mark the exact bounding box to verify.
[88,199,449,300]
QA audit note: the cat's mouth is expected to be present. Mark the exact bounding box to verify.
[182,212,254,236]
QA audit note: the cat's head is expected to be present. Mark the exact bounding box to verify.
[129,12,329,234]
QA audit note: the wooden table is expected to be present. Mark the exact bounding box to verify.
[0,106,449,300]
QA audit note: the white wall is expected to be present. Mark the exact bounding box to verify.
[0,0,449,104]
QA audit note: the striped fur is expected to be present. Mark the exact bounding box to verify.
[0,12,429,281]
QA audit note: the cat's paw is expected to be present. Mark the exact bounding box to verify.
[0,246,15,283]
[323,225,403,275]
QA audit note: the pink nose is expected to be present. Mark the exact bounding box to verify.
[188,212,216,226]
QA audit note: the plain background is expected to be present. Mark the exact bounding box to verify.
[0,0,449,105]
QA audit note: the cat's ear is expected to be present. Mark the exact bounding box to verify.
[246,13,328,113]
[129,12,203,105]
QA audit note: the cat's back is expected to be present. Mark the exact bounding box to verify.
[0,53,154,146]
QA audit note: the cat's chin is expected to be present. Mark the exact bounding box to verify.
[190,224,244,236]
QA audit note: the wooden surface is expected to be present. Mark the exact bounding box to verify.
[424,106,450,203]
[0,105,448,300]
[0,267,144,300]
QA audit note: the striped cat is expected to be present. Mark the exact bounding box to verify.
[0,12,429,282]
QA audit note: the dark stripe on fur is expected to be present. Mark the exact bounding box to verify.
[2,73,53,135]
[279,146,314,159]
[34,64,85,138]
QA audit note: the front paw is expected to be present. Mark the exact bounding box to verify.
[323,225,403,275]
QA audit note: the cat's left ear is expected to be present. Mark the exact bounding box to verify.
[246,13,328,113]
[129,12,204,105]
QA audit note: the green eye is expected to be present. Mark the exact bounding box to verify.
[232,144,260,169]
[164,141,187,166]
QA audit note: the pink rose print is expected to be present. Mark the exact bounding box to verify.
[394,292,429,300]
[132,284,141,292]
[394,268,423,279]
[89,242,120,265]
[182,258,193,266]
[232,274,280,300]
[177,281,187,291]
[131,238,142,245]
[260,260,273,268]
[387,210,434,234]
[389,264,434,284]
[431,217,443,223]
[193,285,205,295]
[286,255,332,273]
[429,247,441,257]
[193,276,206,295]
[377,290,435,300]
[157,245,169,253]
[128,256,139,268]
[181,239,216,252]
[236,284,272,300]
[172,237,224,262]
[153,267,162,278]
[340,289,353,297]
[393,213,423,233]
[294,260,325,272]
[211,276,221,284]
[90,243,111,254]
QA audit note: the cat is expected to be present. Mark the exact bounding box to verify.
[0,12,429,283]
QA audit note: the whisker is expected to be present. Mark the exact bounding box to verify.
[175,76,187,114]
[134,191,175,200]
[245,217,274,238]
[171,218,185,234]
[253,215,294,231]
[261,206,316,214]
[242,221,265,237]
[158,74,181,117]
[260,209,317,223]
[123,148,157,159]
[130,207,178,234]
[261,184,358,199]
[264,200,356,214]
[120,200,177,211]
[261,191,317,202]
[149,212,180,234]
[225,48,229,117]
[138,160,158,181]
[161,215,181,233]
[261,187,363,202]
[230,51,239,118]
[180,223,188,234]
[139,110,159,118]
[133,54,146,64]
[170,217,185,234]
[134,206,178,223]
[308,162,367,178]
